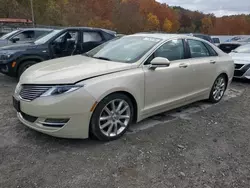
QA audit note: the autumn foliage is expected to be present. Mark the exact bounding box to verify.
[0,0,250,35]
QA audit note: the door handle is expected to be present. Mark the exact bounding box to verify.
[179,63,188,68]
[210,60,216,64]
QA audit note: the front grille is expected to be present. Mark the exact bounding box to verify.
[21,112,37,123]
[234,64,250,77]
[19,85,51,101]
[235,64,244,70]
[234,70,245,77]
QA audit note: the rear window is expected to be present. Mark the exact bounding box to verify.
[204,43,218,56]
[219,43,241,53]
[212,38,220,43]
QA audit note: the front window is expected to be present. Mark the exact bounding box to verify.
[85,36,161,63]
[0,30,20,39]
[153,39,185,61]
[233,44,250,53]
[34,30,61,45]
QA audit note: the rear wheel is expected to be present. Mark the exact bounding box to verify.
[90,93,134,141]
[209,75,227,103]
[17,61,37,79]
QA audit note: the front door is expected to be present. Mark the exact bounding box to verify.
[143,39,196,115]
[50,30,80,58]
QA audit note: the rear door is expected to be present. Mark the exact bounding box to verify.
[81,31,104,53]
[186,39,219,94]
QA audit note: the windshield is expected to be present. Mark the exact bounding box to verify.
[85,36,161,63]
[0,30,20,39]
[233,44,250,53]
[34,30,61,44]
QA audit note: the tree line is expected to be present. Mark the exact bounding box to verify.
[1,0,250,35]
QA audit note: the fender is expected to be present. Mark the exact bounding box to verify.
[14,55,47,72]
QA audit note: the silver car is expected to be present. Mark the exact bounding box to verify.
[230,44,250,79]
[13,34,234,141]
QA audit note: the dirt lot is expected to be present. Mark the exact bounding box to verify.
[0,73,250,188]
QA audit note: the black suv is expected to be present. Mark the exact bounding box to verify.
[0,27,116,78]
[0,28,53,47]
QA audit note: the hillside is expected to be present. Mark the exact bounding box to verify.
[0,0,250,34]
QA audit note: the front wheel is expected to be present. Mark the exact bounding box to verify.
[90,93,134,141]
[209,75,227,103]
[17,61,37,79]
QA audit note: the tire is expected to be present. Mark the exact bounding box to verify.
[17,61,37,79]
[208,75,227,103]
[90,93,134,141]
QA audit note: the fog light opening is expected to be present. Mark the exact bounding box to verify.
[40,118,69,128]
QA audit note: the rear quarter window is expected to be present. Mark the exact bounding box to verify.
[204,43,218,56]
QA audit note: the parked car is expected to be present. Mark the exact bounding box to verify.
[218,37,250,53]
[0,27,116,78]
[13,34,234,141]
[225,36,246,42]
[0,28,53,47]
[212,37,220,46]
[187,33,213,43]
[229,44,250,79]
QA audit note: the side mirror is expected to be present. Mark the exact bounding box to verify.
[149,57,170,69]
[11,37,20,43]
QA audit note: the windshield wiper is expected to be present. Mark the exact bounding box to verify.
[94,56,111,61]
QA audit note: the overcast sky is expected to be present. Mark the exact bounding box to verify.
[157,0,250,17]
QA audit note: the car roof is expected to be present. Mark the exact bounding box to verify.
[18,28,54,31]
[61,27,116,34]
[130,33,204,41]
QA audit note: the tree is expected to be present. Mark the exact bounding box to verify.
[146,13,160,31]
[163,18,172,32]
[201,17,213,34]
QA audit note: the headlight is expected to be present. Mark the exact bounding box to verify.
[0,54,12,60]
[41,85,83,97]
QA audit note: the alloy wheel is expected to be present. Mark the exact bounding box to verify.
[99,99,131,137]
[212,77,226,101]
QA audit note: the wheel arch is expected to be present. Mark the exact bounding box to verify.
[218,72,229,89]
[16,56,45,74]
[95,90,139,123]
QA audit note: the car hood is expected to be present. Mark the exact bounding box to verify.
[229,52,250,64]
[20,55,135,84]
[0,39,8,47]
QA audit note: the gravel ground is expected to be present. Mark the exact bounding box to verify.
[0,73,250,188]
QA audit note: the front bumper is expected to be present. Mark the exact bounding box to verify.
[14,88,97,139]
[0,60,17,77]
[234,63,250,79]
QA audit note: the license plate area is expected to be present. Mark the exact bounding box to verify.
[13,97,20,112]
